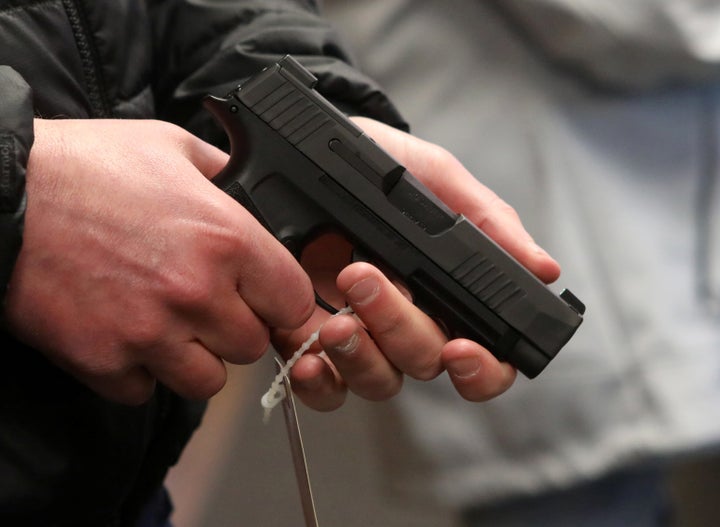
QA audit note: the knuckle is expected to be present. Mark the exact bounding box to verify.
[153,119,185,142]
[82,355,121,378]
[384,379,403,399]
[407,351,444,381]
[475,197,520,232]
[425,143,456,173]
[496,199,521,221]
[364,311,444,380]
[60,340,129,380]
[300,390,346,412]
[291,284,317,327]
[181,372,226,400]
[116,380,156,406]
[75,359,155,406]
[409,364,442,381]
[367,309,406,340]
[269,275,314,330]
[164,270,213,310]
[236,330,271,364]
[354,376,403,401]
[122,317,168,350]
[224,318,270,364]
[460,386,498,403]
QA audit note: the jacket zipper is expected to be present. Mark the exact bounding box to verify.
[61,0,113,117]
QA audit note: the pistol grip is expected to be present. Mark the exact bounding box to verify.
[204,93,332,257]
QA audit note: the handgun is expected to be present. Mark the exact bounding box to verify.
[203,55,584,378]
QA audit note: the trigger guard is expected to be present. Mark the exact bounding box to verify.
[314,291,340,315]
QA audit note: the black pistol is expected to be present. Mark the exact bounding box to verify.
[203,55,584,378]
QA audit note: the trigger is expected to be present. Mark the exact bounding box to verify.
[314,246,366,315]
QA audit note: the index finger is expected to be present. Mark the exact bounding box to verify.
[442,339,517,402]
[336,262,447,381]
[176,124,318,330]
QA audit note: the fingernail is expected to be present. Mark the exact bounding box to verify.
[447,356,481,379]
[333,332,360,355]
[346,276,380,306]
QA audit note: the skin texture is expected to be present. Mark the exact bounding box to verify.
[5,119,315,404]
[275,117,561,409]
[3,117,560,409]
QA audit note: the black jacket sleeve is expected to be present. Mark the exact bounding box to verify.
[0,66,33,304]
[147,0,407,149]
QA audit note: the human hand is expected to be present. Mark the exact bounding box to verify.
[272,117,561,409]
[3,119,314,404]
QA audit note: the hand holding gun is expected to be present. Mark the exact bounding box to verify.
[204,56,584,401]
